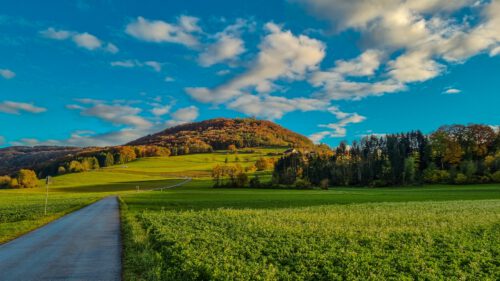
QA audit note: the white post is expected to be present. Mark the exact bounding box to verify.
[44,176,50,216]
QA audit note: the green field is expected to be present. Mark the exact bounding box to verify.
[120,182,500,280]
[0,148,278,243]
[1,149,499,279]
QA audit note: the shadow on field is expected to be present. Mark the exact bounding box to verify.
[123,180,500,211]
[51,179,185,193]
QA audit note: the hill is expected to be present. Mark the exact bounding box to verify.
[0,146,85,175]
[128,118,314,152]
[0,118,315,175]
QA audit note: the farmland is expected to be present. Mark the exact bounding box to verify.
[121,199,500,280]
[0,148,278,243]
[119,180,500,280]
[1,149,499,280]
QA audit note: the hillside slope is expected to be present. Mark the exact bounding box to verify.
[0,146,85,175]
[128,118,314,151]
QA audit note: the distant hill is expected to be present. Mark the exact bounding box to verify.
[128,118,315,151]
[0,146,85,175]
[0,118,316,176]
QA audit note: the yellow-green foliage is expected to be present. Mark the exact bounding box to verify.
[128,200,500,280]
[17,169,38,188]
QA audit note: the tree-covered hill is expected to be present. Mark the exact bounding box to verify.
[128,118,315,153]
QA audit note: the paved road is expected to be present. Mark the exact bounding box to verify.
[0,196,121,281]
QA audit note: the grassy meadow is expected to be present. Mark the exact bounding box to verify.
[1,147,499,279]
[0,148,278,243]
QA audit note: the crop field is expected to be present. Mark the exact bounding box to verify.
[120,183,500,280]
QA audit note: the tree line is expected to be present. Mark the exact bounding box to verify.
[273,124,500,187]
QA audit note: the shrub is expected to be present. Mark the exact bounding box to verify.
[492,171,500,183]
[454,173,467,184]
[294,178,312,189]
[69,160,84,173]
[8,178,19,188]
[255,157,274,171]
[17,169,38,188]
[0,175,12,188]
[57,166,66,175]
[245,165,257,173]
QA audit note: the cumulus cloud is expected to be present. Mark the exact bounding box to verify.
[309,50,405,100]
[333,49,382,77]
[228,94,328,120]
[491,46,500,56]
[309,111,366,143]
[31,100,200,146]
[198,19,247,67]
[126,16,201,48]
[170,106,198,122]
[67,102,152,128]
[40,27,118,53]
[310,70,405,100]
[150,103,171,116]
[111,60,162,72]
[0,101,47,114]
[295,0,500,99]
[388,50,444,83]
[186,22,325,103]
[0,69,15,79]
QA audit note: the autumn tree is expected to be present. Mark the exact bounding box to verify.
[17,169,39,188]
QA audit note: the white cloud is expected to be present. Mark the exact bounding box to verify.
[39,27,71,40]
[388,50,444,83]
[491,46,500,56]
[0,69,15,79]
[198,19,247,67]
[310,70,405,100]
[150,104,171,116]
[295,0,500,99]
[216,69,230,76]
[0,136,5,146]
[72,32,102,50]
[0,101,47,114]
[170,106,198,122]
[333,49,382,76]
[186,22,326,103]
[105,43,119,54]
[67,102,152,128]
[144,61,162,72]
[228,94,328,120]
[443,88,461,94]
[111,60,162,72]
[164,76,175,82]
[309,112,366,143]
[126,16,201,48]
[110,60,135,68]
[40,27,118,53]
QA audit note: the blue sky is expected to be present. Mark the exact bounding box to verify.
[0,0,499,148]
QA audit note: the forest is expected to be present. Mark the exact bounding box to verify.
[273,124,500,187]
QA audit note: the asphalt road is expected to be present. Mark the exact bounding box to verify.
[0,196,121,281]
